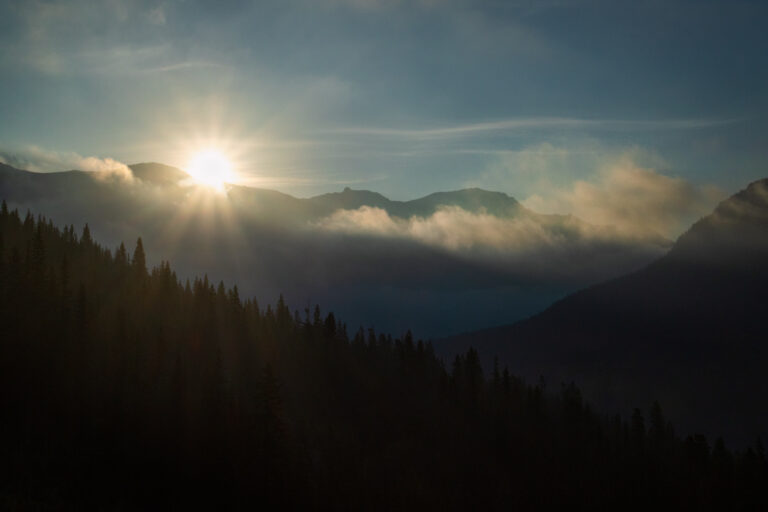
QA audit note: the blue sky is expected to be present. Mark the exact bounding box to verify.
[1,0,766,208]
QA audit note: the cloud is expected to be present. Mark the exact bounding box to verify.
[318,205,534,251]
[0,152,673,336]
[0,146,133,182]
[467,142,725,238]
[522,156,725,238]
[468,142,595,193]
[78,156,134,181]
[2,0,182,75]
[139,60,225,74]
[315,205,402,236]
[314,204,669,284]
[325,117,738,140]
[327,0,445,10]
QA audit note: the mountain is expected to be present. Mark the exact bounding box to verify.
[130,162,190,185]
[0,161,668,337]
[440,178,768,444]
[311,186,525,219]
[2,203,766,509]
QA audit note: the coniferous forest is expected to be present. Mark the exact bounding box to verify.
[1,202,767,510]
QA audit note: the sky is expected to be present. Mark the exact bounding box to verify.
[1,0,767,219]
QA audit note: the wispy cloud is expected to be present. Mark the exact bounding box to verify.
[324,117,740,140]
[237,173,387,191]
[139,60,227,74]
[465,142,726,239]
[0,145,133,182]
[2,0,187,76]
[327,0,447,10]
[522,157,725,239]
[316,204,665,252]
[314,204,669,282]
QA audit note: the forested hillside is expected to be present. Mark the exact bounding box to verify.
[0,162,668,337]
[440,178,768,445]
[1,201,766,510]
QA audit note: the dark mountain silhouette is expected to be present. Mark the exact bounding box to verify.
[129,162,189,185]
[440,178,768,444]
[0,163,535,225]
[2,202,766,508]
[0,161,668,337]
[311,186,525,219]
[311,186,394,213]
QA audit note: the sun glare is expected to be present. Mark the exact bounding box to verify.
[187,149,234,190]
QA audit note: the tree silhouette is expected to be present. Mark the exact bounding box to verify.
[132,237,147,277]
[0,204,766,509]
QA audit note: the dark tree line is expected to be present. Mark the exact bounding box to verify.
[0,201,767,510]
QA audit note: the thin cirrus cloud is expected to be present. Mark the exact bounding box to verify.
[139,60,228,74]
[3,1,224,77]
[323,117,740,140]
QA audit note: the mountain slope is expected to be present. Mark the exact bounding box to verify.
[0,162,669,337]
[309,186,526,219]
[3,201,765,508]
[441,178,768,443]
[130,162,189,185]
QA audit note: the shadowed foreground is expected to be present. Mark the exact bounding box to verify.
[1,203,766,510]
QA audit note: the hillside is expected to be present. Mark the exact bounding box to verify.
[129,162,190,185]
[440,178,768,444]
[310,186,526,219]
[1,203,767,508]
[0,162,669,337]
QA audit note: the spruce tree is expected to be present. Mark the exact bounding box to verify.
[132,237,147,276]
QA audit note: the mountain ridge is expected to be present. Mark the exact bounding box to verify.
[9,161,527,217]
[0,160,671,337]
[7,161,672,246]
[129,162,190,185]
[439,176,768,444]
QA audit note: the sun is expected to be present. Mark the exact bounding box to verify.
[186,149,234,190]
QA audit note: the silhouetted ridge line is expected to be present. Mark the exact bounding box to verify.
[1,200,766,508]
[0,160,671,337]
[129,162,190,185]
[440,177,768,445]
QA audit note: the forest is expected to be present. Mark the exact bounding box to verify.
[1,200,767,510]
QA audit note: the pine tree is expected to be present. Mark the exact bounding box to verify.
[1,204,767,509]
[115,242,128,268]
[132,237,147,276]
[81,223,92,245]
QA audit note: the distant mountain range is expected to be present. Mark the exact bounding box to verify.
[0,161,668,337]
[440,178,768,444]
[5,160,767,444]
[128,162,554,222]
